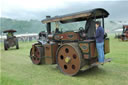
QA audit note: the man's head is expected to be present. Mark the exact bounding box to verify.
[95,21,101,29]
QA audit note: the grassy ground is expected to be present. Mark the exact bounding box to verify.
[0,35,128,85]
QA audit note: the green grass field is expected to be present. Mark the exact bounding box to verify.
[0,35,128,85]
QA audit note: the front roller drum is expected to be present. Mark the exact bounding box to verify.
[30,45,44,65]
[57,43,84,76]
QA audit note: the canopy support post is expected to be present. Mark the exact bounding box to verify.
[102,13,105,29]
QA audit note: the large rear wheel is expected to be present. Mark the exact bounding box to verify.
[57,43,84,76]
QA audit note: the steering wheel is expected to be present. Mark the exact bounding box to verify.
[79,27,86,39]
[79,27,84,31]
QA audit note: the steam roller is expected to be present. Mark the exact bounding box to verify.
[29,8,111,76]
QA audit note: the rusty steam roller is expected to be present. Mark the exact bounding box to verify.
[115,25,128,41]
[120,25,128,41]
[30,8,111,76]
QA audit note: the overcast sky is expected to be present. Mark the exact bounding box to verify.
[0,0,128,21]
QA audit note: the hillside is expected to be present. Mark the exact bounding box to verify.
[0,17,128,35]
[0,18,45,34]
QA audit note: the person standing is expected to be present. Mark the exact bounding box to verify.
[95,21,104,65]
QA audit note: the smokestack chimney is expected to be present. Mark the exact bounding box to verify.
[46,16,51,34]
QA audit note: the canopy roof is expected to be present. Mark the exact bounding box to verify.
[3,29,16,33]
[42,8,109,24]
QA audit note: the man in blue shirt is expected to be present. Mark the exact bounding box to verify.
[95,21,104,65]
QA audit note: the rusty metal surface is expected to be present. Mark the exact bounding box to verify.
[44,43,58,64]
[30,45,44,65]
[79,43,89,53]
[104,39,110,53]
[90,42,97,57]
[54,31,80,41]
[57,43,85,76]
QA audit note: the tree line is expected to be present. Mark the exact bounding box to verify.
[0,18,45,35]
